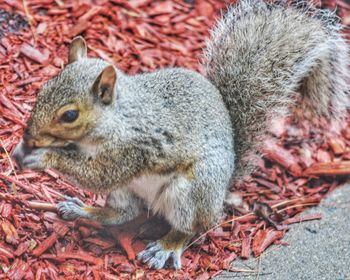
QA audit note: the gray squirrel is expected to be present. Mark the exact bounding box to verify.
[12,0,349,270]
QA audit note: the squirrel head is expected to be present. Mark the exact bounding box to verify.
[23,37,118,149]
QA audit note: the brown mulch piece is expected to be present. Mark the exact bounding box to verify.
[0,0,349,279]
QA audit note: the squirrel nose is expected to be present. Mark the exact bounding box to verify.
[12,139,33,170]
[22,128,38,148]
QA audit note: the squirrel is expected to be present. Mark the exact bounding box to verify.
[12,0,349,270]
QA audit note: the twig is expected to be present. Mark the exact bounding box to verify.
[26,201,57,212]
[255,254,262,280]
[185,212,254,250]
[22,0,37,43]
[0,139,18,195]
[186,198,322,250]
[227,267,258,273]
[283,213,322,225]
[276,203,319,213]
[271,197,314,208]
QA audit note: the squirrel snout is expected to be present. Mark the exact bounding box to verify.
[12,139,33,170]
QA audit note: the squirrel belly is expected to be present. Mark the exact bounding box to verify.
[12,0,349,270]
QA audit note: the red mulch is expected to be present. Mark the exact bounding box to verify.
[0,0,350,279]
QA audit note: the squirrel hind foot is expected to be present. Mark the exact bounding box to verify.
[138,241,182,270]
[138,229,193,269]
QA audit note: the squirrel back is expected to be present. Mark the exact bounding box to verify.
[205,0,349,175]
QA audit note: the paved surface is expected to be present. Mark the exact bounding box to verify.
[216,183,350,280]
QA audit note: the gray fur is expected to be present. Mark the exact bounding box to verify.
[20,61,235,228]
[36,66,233,269]
[12,0,349,270]
[205,0,349,175]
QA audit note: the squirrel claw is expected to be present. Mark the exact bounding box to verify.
[57,198,88,220]
[63,195,86,207]
[137,241,182,270]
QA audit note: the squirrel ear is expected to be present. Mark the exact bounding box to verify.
[92,65,117,105]
[68,36,87,64]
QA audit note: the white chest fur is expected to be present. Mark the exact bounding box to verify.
[126,174,173,207]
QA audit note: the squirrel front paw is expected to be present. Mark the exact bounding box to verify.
[21,148,49,170]
[138,241,182,269]
[12,140,49,170]
[57,196,89,220]
[137,229,191,270]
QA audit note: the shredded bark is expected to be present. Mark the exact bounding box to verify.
[0,0,349,279]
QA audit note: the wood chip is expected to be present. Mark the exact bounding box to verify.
[32,233,58,257]
[0,0,349,278]
[304,161,350,176]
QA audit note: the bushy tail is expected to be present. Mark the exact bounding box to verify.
[204,0,349,176]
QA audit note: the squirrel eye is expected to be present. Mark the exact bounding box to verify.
[60,110,79,123]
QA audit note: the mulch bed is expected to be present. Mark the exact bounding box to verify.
[0,0,349,279]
